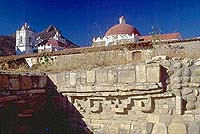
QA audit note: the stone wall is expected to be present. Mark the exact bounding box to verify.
[25,49,151,70]
[0,73,92,134]
[48,57,200,134]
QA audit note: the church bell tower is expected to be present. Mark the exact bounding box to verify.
[16,22,35,55]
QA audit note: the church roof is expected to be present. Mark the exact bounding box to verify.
[105,16,141,36]
[140,32,182,41]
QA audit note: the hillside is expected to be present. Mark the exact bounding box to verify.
[0,35,15,56]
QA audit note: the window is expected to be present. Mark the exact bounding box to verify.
[132,51,141,62]
[19,36,22,44]
[29,37,31,43]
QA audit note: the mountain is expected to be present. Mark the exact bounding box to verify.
[0,35,15,56]
[36,25,78,47]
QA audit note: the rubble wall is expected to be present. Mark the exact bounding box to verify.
[48,58,200,134]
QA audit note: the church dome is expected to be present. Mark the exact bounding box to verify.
[105,16,141,36]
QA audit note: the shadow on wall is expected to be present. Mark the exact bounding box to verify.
[0,74,92,134]
[160,65,168,92]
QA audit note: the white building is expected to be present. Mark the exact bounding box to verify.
[15,23,78,55]
[92,16,141,46]
[16,22,35,55]
[92,16,182,47]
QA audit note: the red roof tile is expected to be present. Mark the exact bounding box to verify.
[141,32,182,41]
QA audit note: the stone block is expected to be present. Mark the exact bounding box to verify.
[118,128,129,134]
[169,123,187,134]
[20,75,32,90]
[188,122,200,134]
[194,89,199,96]
[159,108,169,114]
[31,76,39,88]
[181,88,193,95]
[183,77,190,83]
[173,62,182,69]
[182,114,194,122]
[120,124,131,130]
[193,68,200,76]
[87,71,96,83]
[183,68,191,76]
[175,70,182,77]
[9,78,20,90]
[0,74,9,89]
[146,122,154,134]
[159,115,171,124]
[186,102,195,110]
[55,73,65,87]
[93,129,106,134]
[59,87,76,92]
[152,123,167,134]
[96,70,108,83]
[189,83,200,87]
[172,84,182,89]
[183,58,193,67]
[107,70,117,84]
[65,74,70,87]
[118,69,135,83]
[70,73,76,86]
[147,66,160,83]
[187,94,197,102]
[27,89,46,94]
[176,96,183,114]
[161,60,171,67]
[38,76,47,88]
[173,88,181,96]
[167,69,174,76]
[195,61,200,66]
[147,114,159,123]
[80,74,86,84]
[191,77,200,83]
[79,85,93,92]
[136,64,146,82]
[172,77,182,84]
[16,90,26,95]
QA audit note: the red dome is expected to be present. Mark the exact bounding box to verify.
[105,23,141,36]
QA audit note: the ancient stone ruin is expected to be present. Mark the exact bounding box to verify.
[1,39,200,134]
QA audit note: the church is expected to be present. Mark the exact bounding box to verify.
[92,16,182,47]
[15,23,78,55]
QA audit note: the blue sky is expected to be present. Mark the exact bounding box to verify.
[0,0,200,46]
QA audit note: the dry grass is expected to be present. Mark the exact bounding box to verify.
[1,38,200,73]
[0,49,132,73]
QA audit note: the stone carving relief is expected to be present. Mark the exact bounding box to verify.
[72,96,156,115]
[74,99,87,113]
[89,98,104,113]
[140,95,154,113]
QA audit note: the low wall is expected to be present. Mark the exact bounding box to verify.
[48,57,200,134]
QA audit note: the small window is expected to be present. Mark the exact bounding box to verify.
[132,51,141,62]
[19,36,22,44]
[29,37,31,43]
